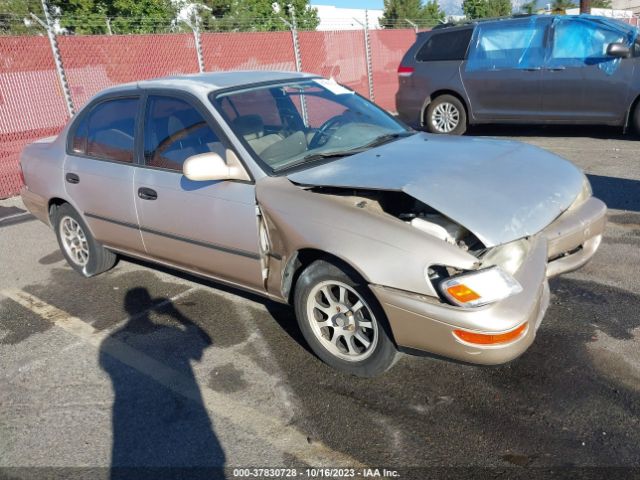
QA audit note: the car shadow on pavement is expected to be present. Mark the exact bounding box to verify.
[587,174,640,212]
[99,287,226,480]
[468,124,636,140]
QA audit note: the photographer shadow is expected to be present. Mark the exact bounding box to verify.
[99,287,225,479]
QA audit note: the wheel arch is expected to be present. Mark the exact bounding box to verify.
[625,93,640,132]
[421,89,469,127]
[282,248,370,305]
[47,197,70,225]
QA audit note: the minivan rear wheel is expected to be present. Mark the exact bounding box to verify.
[425,94,467,135]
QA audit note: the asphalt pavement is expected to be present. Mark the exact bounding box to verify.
[1,125,639,479]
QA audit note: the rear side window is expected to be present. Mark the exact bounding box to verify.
[416,29,473,62]
[71,97,139,163]
[143,95,222,172]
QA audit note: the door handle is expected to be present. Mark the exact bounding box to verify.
[138,187,158,201]
[65,172,80,184]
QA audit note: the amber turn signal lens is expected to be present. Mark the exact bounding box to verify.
[453,322,528,345]
[446,284,481,303]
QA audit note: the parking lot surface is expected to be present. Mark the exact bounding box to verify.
[1,126,639,478]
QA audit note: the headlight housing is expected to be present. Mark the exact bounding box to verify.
[569,175,592,211]
[439,266,523,308]
[480,238,530,275]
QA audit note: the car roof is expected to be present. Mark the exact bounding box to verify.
[97,71,319,97]
[433,13,637,31]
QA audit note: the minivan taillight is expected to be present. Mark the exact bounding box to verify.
[397,65,414,77]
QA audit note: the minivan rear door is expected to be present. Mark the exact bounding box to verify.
[541,17,635,124]
[461,17,551,122]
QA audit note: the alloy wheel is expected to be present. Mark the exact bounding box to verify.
[306,280,379,362]
[432,102,460,133]
[60,216,89,266]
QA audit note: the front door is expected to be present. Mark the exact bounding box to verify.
[541,17,635,124]
[133,93,263,291]
[462,17,550,122]
[64,95,145,253]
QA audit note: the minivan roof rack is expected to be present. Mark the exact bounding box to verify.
[432,13,535,30]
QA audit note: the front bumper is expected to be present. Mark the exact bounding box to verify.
[371,196,606,365]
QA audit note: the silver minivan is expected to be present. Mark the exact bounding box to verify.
[396,15,640,135]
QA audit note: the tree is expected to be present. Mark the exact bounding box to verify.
[520,0,537,13]
[0,0,43,34]
[462,0,512,18]
[51,0,179,34]
[551,0,576,12]
[591,0,612,7]
[422,0,446,24]
[198,0,319,32]
[381,0,445,28]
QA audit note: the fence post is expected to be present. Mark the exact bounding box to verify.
[180,16,205,73]
[354,11,375,102]
[280,10,307,125]
[404,18,419,34]
[38,0,74,117]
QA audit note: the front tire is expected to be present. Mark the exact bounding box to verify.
[425,94,467,135]
[52,203,117,277]
[293,259,400,377]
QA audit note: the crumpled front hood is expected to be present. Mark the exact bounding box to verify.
[288,133,584,247]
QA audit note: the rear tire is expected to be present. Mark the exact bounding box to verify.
[293,259,400,377]
[425,94,467,135]
[52,203,117,277]
[632,101,640,135]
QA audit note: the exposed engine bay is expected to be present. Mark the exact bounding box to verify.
[307,186,485,255]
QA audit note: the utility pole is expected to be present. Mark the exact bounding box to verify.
[580,0,591,14]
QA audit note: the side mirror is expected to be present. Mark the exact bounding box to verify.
[183,150,250,182]
[606,42,631,59]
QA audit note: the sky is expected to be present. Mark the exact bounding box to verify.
[309,0,466,15]
[310,0,385,9]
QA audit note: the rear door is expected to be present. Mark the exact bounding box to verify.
[541,17,635,123]
[462,18,550,122]
[64,95,145,253]
[133,92,263,290]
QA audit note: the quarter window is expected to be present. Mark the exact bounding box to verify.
[416,29,473,62]
[143,96,222,172]
[71,97,139,163]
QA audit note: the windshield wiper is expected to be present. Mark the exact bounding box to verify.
[274,150,360,172]
[358,131,414,149]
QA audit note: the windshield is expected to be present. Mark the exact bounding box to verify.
[211,79,412,173]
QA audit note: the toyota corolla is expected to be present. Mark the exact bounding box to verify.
[19,71,606,376]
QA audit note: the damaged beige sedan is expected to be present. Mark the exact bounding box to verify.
[20,72,606,376]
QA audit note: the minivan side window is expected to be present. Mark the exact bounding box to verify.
[416,29,473,62]
[143,95,222,172]
[466,21,546,71]
[551,19,626,65]
[71,97,139,163]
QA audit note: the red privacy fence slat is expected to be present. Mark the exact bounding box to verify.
[299,30,369,97]
[1,36,70,198]
[0,29,416,199]
[370,29,416,111]
[58,33,200,108]
[202,31,297,72]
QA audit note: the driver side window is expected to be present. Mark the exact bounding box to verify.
[143,95,223,172]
